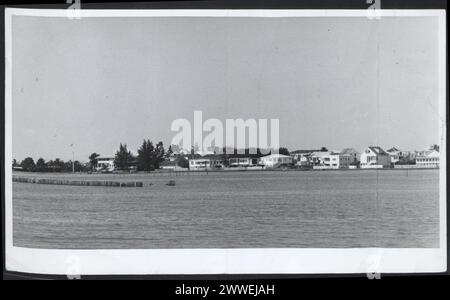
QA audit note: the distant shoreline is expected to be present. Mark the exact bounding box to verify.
[12,166,439,177]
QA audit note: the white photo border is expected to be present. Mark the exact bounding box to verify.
[4,8,447,275]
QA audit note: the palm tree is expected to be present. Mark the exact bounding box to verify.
[89,152,100,170]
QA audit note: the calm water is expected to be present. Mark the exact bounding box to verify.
[13,169,440,248]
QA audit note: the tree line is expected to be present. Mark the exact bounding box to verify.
[13,139,172,173]
[88,140,175,172]
[109,140,170,171]
[12,157,88,173]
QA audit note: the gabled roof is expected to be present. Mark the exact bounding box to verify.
[367,146,388,155]
[341,148,360,155]
[386,147,400,153]
[426,150,440,158]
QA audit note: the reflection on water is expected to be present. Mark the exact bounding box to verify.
[13,169,439,248]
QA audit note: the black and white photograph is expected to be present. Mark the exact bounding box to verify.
[3,4,447,278]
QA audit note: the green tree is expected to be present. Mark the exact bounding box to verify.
[35,158,47,172]
[88,152,100,170]
[137,139,155,171]
[20,157,35,171]
[114,143,134,171]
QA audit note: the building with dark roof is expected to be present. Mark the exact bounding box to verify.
[360,146,390,168]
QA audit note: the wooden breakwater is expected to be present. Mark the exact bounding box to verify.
[13,176,144,187]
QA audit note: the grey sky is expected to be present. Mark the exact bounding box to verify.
[12,15,440,161]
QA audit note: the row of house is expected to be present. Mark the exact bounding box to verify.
[93,145,440,172]
[385,146,440,168]
[189,153,293,170]
[303,146,440,170]
[187,145,440,171]
[290,148,360,169]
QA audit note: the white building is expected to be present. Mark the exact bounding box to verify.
[290,149,324,167]
[229,157,259,167]
[189,157,223,170]
[386,147,401,164]
[415,149,440,168]
[360,146,391,168]
[259,154,293,168]
[313,152,352,169]
[310,151,331,166]
[96,157,115,172]
[295,154,312,167]
[160,160,178,170]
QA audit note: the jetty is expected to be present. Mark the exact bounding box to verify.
[13,176,144,187]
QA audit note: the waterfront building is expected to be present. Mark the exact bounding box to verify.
[160,160,178,170]
[290,149,320,167]
[360,146,391,168]
[296,153,313,167]
[260,154,293,168]
[228,156,259,167]
[312,152,353,169]
[310,151,332,166]
[189,156,224,170]
[340,148,360,165]
[415,149,440,168]
[96,157,115,172]
[386,147,417,165]
[386,147,400,164]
